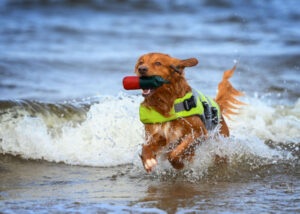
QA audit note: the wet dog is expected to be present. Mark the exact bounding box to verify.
[136,53,243,173]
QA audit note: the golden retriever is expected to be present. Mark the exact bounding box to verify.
[135,53,243,173]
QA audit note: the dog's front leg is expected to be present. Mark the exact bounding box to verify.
[168,124,206,169]
[168,135,198,169]
[141,132,166,173]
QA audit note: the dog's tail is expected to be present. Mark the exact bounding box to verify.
[215,64,245,119]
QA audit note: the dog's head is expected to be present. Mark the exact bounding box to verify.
[135,53,198,97]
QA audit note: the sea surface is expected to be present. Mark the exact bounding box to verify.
[0,0,299,213]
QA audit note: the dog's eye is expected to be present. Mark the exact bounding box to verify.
[138,61,143,65]
[155,62,162,66]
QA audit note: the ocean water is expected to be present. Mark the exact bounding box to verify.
[0,0,299,213]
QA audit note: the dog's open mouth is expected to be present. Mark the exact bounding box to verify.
[142,89,155,97]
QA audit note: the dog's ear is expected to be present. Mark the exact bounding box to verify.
[179,58,198,67]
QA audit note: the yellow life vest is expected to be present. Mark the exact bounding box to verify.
[139,89,221,130]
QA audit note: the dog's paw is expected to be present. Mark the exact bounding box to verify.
[214,155,228,165]
[168,156,185,170]
[144,158,157,173]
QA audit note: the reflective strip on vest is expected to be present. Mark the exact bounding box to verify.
[139,89,221,130]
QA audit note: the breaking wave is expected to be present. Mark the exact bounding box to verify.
[0,94,299,177]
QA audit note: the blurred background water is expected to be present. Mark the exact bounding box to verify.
[0,0,299,102]
[0,0,299,213]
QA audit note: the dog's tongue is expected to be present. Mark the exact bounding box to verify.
[142,89,151,95]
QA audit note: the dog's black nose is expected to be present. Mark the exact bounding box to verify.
[138,65,148,75]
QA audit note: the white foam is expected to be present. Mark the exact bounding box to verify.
[0,95,299,170]
[0,94,144,166]
[228,97,300,143]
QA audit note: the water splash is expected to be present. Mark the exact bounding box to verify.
[0,95,299,174]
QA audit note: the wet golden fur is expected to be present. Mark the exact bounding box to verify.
[135,53,243,172]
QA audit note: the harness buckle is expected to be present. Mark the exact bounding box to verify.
[183,96,196,111]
